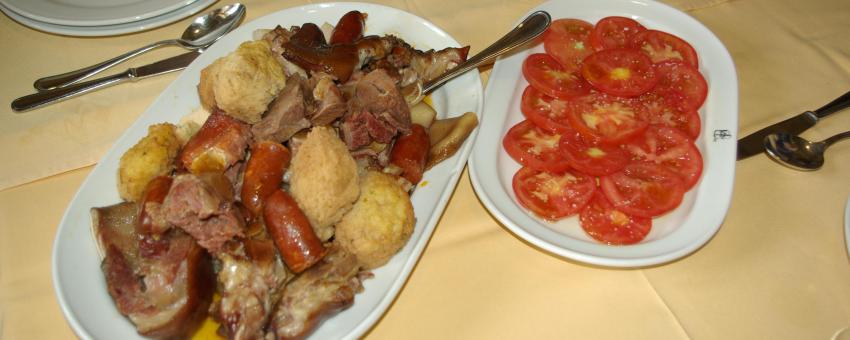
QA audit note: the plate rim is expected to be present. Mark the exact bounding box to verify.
[51,2,483,339]
[468,0,738,268]
[0,0,200,27]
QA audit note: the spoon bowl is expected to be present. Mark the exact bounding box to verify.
[33,3,245,91]
[764,131,850,171]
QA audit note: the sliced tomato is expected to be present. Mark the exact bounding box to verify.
[629,30,699,67]
[581,48,657,97]
[580,192,652,245]
[544,18,594,71]
[623,126,703,189]
[512,167,596,220]
[559,128,629,176]
[523,53,591,99]
[653,61,708,111]
[589,16,646,51]
[520,86,575,133]
[565,92,648,144]
[636,91,701,139]
[503,120,572,173]
[600,162,686,218]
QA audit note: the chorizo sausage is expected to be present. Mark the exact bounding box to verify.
[263,189,327,273]
[179,110,251,174]
[389,123,430,184]
[241,141,291,218]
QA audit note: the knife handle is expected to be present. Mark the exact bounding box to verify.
[12,72,130,112]
[814,90,850,118]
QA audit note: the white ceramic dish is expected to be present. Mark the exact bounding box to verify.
[0,0,216,37]
[469,0,738,267]
[0,0,198,27]
[51,3,482,339]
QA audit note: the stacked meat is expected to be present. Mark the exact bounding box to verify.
[93,10,469,340]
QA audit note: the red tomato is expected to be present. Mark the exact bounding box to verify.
[590,16,646,51]
[600,162,686,218]
[580,192,652,245]
[558,128,629,176]
[565,92,648,144]
[503,120,572,173]
[544,19,595,72]
[629,30,699,67]
[523,53,591,99]
[623,126,703,189]
[512,167,597,220]
[581,48,658,97]
[636,91,701,139]
[653,61,708,111]
[520,86,574,133]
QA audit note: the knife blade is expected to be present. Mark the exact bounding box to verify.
[12,51,201,112]
[737,90,850,160]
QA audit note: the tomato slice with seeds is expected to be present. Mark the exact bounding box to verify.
[580,192,652,245]
[636,91,702,139]
[544,18,594,72]
[589,16,647,51]
[623,126,703,189]
[520,86,574,133]
[581,48,658,97]
[565,92,648,144]
[600,162,686,218]
[629,30,699,67]
[653,61,708,111]
[512,167,597,220]
[503,120,572,173]
[559,128,629,176]
[523,53,591,99]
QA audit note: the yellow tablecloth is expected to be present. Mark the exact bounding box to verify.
[2,0,849,339]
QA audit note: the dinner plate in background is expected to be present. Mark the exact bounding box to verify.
[844,194,850,259]
[0,0,199,27]
[468,0,738,267]
[0,0,216,37]
[51,2,482,339]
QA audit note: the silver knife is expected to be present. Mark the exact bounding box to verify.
[737,90,850,160]
[12,51,201,112]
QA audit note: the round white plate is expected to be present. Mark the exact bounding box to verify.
[0,0,198,27]
[0,0,216,37]
[469,0,738,267]
[51,2,482,339]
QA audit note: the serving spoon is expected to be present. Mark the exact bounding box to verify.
[404,10,551,104]
[32,3,246,91]
[763,131,850,170]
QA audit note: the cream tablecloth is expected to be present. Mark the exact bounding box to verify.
[2,0,849,339]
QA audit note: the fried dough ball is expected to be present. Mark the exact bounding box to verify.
[289,126,359,241]
[198,40,286,124]
[335,171,414,269]
[118,123,181,202]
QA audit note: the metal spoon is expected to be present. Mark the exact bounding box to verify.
[404,10,551,104]
[32,3,246,91]
[763,131,850,170]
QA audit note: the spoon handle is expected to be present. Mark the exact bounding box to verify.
[814,90,850,118]
[32,39,178,91]
[422,11,551,94]
[822,131,850,148]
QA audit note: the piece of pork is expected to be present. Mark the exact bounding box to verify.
[252,75,311,143]
[306,72,347,126]
[340,69,411,150]
[215,236,288,340]
[93,202,215,339]
[161,173,245,253]
[179,110,252,174]
[269,245,362,339]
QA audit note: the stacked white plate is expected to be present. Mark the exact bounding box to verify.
[0,0,217,36]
